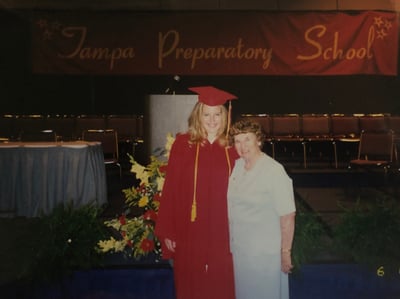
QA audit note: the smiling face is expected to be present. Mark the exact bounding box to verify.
[233,132,261,160]
[200,104,224,139]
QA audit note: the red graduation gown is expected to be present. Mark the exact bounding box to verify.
[155,133,238,299]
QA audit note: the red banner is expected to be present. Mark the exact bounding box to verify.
[31,11,398,75]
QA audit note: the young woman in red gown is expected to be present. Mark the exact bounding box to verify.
[155,86,238,299]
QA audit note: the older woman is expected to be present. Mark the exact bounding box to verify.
[227,120,296,299]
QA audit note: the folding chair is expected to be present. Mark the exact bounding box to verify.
[19,129,57,142]
[271,114,305,168]
[82,129,122,178]
[387,116,400,165]
[349,130,394,177]
[330,115,360,168]
[301,114,334,168]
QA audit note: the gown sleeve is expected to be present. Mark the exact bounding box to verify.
[271,163,296,216]
[154,134,186,259]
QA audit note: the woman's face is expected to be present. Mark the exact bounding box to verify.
[200,104,223,137]
[233,132,260,159]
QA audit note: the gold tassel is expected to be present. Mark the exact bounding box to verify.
[191,143,200,222]
[191,200,197,222]
[226,100,232,139]
[225,147,231,176]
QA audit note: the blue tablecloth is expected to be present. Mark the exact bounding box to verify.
[0,141,107,217]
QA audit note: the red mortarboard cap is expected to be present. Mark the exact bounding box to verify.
[188,86,237,106]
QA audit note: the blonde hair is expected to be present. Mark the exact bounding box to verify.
[188,102,229,146]
[229,120,265,148]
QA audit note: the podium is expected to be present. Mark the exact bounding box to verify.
[144,94,197,161]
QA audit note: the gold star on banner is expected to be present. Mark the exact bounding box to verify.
[384,20,392,31]
[376,29,388,40]
[374,16,384,28]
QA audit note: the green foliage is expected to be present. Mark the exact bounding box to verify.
[29,202,109,283]
[292,204,326,270]
[333,197,400,274]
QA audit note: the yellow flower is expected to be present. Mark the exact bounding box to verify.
[152,200,160,209]
[164,133,175,158]
[98,237,118,253]
[138,196,149,207]
[130,162,150,185]
[104,219,122,231]
[156,176,165,192]
[113,240,127,252]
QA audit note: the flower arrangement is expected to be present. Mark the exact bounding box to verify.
[98,133,175,261]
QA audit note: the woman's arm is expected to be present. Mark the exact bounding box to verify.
[280,211,296,273]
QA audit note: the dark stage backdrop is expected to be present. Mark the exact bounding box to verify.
[1,10,400,116]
